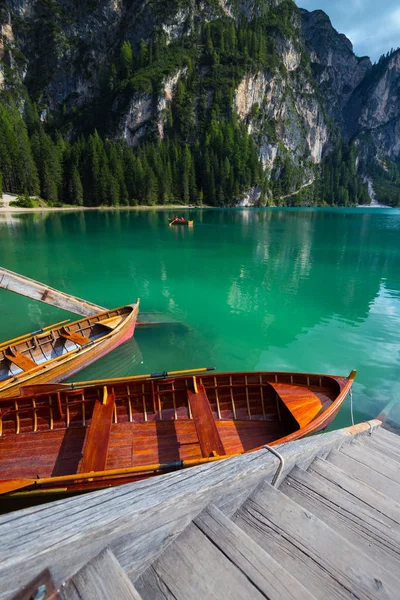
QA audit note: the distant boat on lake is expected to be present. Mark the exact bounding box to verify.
[169,218,193,226]
[0,368,355,499]
[0,302,139,399]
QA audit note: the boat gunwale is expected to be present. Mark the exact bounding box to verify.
[0,369,355,495]
[0,301,140,393]
[267,369,356,446]
[22,368,351,393]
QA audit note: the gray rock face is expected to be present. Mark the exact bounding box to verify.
[350,51,400,160]
[301,9,400,163]
[0,0,398,202]
[300,9,372,128]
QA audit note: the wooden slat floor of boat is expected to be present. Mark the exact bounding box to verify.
[216,421,290,453]
[128,422,203,467]
[0,417,294,481]
[267,382,325,427]
[0,428,86,478]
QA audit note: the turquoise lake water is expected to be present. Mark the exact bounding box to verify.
[0,206,399,429]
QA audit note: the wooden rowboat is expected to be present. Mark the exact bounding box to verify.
[169,219,193,226]
[0,368,355,499]
[0,301,139,399]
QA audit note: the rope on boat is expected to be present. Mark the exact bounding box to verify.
[350,387,354,426]
[263,445,285,487]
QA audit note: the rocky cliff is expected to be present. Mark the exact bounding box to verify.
[0,0,398,206]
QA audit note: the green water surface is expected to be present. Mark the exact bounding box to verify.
[1,207,399,429]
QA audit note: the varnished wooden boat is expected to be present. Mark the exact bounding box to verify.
[169,218,193,226]
[0,302,139,399]
[0,368,355,498]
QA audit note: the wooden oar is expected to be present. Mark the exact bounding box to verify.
[0,320,70,351]
[16,367,216,396]
[0,450,238,496]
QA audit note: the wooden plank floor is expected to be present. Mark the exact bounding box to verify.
[0,420,388,600]
[233,479,400,599]
[135,504,315,600]
[62,549,142,600]
[0,418,290,479]
[280,465,400,573]
[135,425,400,600]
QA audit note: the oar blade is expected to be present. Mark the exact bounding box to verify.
[0,479,34,494]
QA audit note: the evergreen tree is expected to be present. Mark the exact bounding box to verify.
[0,103,39,195]
[31,127,62,202]
[81,131,103,205]
[138,39,149,68]
[69,165,83,206]
[120,41,133,79]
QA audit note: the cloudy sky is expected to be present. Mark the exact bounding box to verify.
[296,0,400,62]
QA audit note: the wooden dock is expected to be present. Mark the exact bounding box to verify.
[0,266,188,330]
[2,419,400,599]
[0,267,106,316]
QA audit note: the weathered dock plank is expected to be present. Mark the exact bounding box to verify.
[61,549,142,600]
[372,427,400,449]
[234,479,399,599]
[136,514,268,600]
[358,435,400,463]
[309,456,400,523]
[0,267,105,317]
[327,448,400,502]
[340,442,400,483]
[193,504,315,600]
[0,421,380,599]
[281,465,400,573]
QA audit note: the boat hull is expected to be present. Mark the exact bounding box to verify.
[168,219,193,226]
[0,302,139,399]
[0,368,355,500]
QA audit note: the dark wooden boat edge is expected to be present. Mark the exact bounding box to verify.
[0,300,140,397]
[268,369,356,446]
[0,368,356,498]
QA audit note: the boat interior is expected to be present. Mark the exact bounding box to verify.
[0,307,133,381]
[0,372,343,482]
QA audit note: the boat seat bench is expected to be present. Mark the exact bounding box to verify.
[5,349,37,372]
[187,383,226,458]
[268,381,323,428]
[79,389,115,473]
[96,315,124,330]
[59,329,92,347]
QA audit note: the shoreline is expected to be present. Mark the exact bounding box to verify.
[0,193,394,214]
[0,202,195,215]
[0,205,194,214]
[0,191,200,214]
[0,204,395,214]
